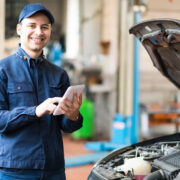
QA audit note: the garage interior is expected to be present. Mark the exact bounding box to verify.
[0,0,180,179]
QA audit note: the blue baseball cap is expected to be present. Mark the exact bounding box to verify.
[18,3,54,24]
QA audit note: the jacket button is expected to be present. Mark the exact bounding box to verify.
[17,86,21,90]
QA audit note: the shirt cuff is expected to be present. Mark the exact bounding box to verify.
[27,106,38,120]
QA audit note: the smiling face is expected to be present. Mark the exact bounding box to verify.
[17,12,52,59]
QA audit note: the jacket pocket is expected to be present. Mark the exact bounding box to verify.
[8,83,33,93]
[7,82,35,108]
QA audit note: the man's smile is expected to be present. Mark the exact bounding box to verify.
[31,37,45,44]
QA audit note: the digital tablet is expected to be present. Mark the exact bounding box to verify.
[53,84,85,116]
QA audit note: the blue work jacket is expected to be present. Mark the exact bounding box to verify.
[0,45,83,170]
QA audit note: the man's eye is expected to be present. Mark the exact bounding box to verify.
[27,24,35,28]
[42,26,50,30]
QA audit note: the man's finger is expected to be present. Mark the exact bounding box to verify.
[49,97,62,104]
[63,98,72,107]
[79,93,83,104]
[72,92,78,102]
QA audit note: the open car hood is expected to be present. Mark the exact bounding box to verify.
[129,18,180,89]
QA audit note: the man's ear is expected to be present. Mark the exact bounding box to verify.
[16,24,22,36]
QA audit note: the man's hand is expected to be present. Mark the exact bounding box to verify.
[35,97,62,117]
[57,92,82,121]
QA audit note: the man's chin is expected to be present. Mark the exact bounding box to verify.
[31,46,44,52]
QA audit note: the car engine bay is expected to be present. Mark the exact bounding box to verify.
[88,134,180,180]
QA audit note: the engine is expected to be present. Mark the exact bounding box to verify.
[88,139,180,180]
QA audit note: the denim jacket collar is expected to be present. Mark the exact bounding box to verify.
[16,44,44,67]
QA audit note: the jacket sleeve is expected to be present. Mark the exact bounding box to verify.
[0,70,38,133]
[60,113,83,133]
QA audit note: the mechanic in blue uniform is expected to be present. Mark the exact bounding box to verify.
[0,3,83,180]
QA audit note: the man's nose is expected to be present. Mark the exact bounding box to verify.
[35,27,43,35]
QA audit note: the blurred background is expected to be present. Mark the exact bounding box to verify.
[1,0,180,179]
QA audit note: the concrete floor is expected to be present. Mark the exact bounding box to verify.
[63,135,95,180]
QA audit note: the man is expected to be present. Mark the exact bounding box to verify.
[0,3,83,180]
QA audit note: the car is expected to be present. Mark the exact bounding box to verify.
[88,18,180,180]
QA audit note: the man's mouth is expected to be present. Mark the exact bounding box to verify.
[31,37,44,44]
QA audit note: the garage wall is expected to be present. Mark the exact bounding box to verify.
[93,0,118,138]
[80,0,102,56]
[0,0,5,58]
[101,0,118,75]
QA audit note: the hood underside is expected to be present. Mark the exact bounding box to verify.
[129,18,180,89]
